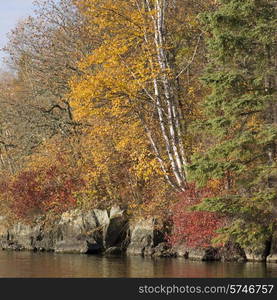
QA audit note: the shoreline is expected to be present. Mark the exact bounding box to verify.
[1,207,276,264]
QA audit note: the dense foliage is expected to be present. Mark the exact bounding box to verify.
[189,0,277,249]
[168,183,225,247]
[0,0,277,250]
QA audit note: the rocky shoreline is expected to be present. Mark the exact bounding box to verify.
[0,207,276,263]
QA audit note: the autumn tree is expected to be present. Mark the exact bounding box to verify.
[0,0,96,218]
[71,0,212,191]
[3,0,98,143]
[0,0,98,176]
[0,0,218,222]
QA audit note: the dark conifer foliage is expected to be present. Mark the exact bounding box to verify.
[189,0,277,248]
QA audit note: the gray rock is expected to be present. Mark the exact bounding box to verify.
[93,209,109,227]
[0,207,128,254]
[0,216,9,249]
[57,209,91,239]
[219,242,247,262]
[0,211,152,256]
[126,218,164,256]
[172,244,188,258]
[152,242,174,257]
[267,232,277,263]
[245,240,271,262]
[32,228,56,252]
[109,206,125,218]
[55,239,101,254]
[187,247,220,261]
[7,223,41,251]
[53,209,106,252]
[171,243,220,261]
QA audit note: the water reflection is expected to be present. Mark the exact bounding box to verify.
[0,251,276,278]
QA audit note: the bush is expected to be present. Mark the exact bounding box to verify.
[167,183,225,248]
[7,161,84,220]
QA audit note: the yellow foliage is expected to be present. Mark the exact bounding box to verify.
[67,0,209,211]
[66,0,172,210]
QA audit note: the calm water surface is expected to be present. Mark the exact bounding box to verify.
[0,251,276,278]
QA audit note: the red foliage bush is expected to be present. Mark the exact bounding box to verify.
[167,183,225,248]
[8,164,84,219]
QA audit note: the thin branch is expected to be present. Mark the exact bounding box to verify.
[176,33,203,79]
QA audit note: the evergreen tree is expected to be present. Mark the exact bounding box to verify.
[189,0,277,249]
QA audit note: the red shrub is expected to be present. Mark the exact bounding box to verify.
[9,164,84,219]
[167,183,225,248]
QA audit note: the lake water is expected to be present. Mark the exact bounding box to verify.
[0,251,276,278]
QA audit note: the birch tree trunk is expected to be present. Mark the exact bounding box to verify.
[145,0,188,190]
